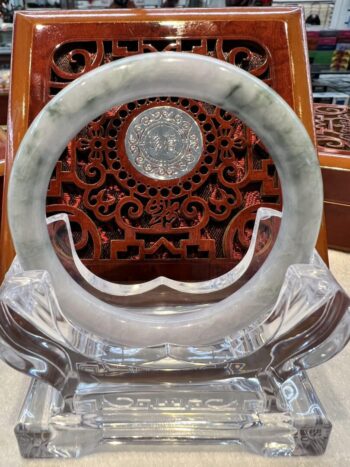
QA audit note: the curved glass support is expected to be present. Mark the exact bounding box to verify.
[0,208,350,457]
[0,208,348,370]
[0,208,349,458]
[47,207,280,300]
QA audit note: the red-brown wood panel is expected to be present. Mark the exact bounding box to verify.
[0,94,8,126]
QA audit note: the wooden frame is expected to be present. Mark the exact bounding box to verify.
[0,7,329,281]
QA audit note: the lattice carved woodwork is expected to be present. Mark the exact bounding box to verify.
[48,38,271,95]
[46,37,281,281]
[314,104,350,155]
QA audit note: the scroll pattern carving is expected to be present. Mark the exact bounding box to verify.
[314,104,350,153]
[46,38,281,279]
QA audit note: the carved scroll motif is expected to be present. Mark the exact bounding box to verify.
[314,104,350,152]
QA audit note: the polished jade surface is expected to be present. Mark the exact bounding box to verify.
[8,52,323,346]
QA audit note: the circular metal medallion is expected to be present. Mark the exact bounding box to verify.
[125,106,203,180]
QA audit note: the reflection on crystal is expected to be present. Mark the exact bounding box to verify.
[0,207,349,457]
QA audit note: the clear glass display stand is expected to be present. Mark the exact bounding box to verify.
[0,208,349,458]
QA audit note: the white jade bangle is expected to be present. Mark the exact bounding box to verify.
[8,52,323,347]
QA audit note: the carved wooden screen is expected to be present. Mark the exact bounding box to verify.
[47,37,280,281]
[1,8,325,282]
[314,104,350,157]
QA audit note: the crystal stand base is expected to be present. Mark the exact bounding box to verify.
[15,371,331,458]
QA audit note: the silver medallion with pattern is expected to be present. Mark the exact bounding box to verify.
[125,106,203,180]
